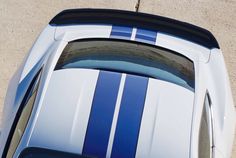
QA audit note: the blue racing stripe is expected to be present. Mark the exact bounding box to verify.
[82,71,121,158]
[111,75,148,158]
[110,25,132,39]
[135,28,157,44]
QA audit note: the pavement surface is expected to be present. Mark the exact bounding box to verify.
[0,0,235,157]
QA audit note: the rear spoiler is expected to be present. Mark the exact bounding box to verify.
[49,9,219,49]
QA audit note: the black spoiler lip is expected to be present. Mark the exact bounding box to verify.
[49,8,219,49]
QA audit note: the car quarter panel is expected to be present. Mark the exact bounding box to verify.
[189,49,235,158]
[0,25,56,156]
[20,25,56,82]
[205,49,235,158]
[0,40,67,157]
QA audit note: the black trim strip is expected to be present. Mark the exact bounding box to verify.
[49,8,219,49]
[19,147,94,158]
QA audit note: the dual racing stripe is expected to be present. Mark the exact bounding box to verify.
[110,25,157,44]
[83,71,149,158]
[83,26,154,157]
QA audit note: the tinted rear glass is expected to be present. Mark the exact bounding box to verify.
[55,39,194,91]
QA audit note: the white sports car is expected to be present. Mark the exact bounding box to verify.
[0,9,235,158]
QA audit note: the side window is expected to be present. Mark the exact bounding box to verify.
[4,70,41,158]
[198,93,213,158]
[6,90,37,158]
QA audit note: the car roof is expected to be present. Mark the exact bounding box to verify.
[25,69,194,158]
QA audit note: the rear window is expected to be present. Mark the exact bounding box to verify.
[55,39,194,91]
